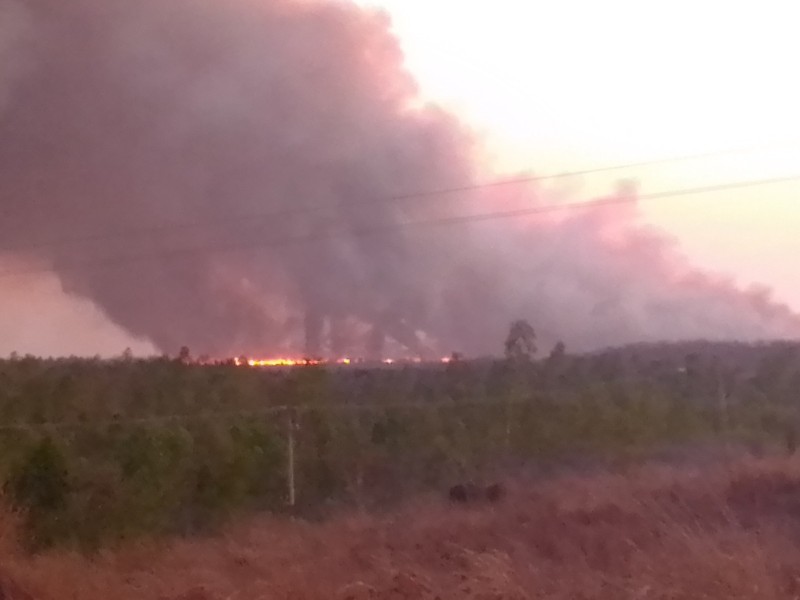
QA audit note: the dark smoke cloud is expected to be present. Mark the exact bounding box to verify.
[0,0,32,110]
[0,0,798,358]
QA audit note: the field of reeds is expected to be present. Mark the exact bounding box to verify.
[3,452,800,599]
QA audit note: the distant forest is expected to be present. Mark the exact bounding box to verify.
[1,335,799,551]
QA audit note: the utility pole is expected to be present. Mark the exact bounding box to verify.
[716,365,732,458]
[286,408,297,509]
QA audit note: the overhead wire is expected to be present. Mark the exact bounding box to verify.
[0,396,560,432]
[0,172,798,281]
[5,137,799,253]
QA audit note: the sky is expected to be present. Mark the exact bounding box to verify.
[0,258,156,357]
[1,0,799,358]
[355,0,800,307]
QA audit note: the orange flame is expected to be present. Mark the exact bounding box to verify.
[226,355,455,368]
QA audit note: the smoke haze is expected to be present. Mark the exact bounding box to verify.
[0,0,798,358]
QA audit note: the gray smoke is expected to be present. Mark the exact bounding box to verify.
[0,0,798,358]
[0,0,31,111]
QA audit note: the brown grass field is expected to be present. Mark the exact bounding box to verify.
[5,453,800,599]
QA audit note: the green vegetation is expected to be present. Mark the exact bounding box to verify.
[1,332,799,550]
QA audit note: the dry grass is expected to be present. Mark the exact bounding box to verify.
[5,454,800,599]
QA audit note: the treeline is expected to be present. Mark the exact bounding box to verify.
[1,339,799,550]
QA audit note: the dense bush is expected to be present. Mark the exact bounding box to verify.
[0,340,798,549]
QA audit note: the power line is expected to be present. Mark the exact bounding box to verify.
[1,172,798,281]
[0,398,533,432]
[7,138,798,253]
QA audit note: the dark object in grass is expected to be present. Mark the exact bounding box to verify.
[448,482,505,504]
[485,482,506,503]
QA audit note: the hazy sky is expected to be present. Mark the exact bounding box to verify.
[0,258,156,357]
[357,0,800,307]
[1,0,798,358]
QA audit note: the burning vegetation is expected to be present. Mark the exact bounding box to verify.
[229,356,451,368]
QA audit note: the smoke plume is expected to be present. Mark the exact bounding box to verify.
[0,0,798,358]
